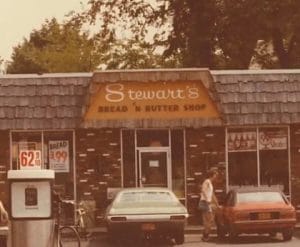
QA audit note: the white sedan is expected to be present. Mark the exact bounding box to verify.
[105,187,189,245]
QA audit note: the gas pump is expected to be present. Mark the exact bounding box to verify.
[7,170,55,247]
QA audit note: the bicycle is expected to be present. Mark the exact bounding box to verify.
[61,199,91,239]
[54,197,81,247]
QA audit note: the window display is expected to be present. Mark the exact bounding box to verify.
[227,127,290,194]
[259,127,289,193]
[11,130,75,199]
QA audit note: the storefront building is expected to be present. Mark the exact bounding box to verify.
[1,69,300,225]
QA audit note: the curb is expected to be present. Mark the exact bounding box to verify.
[88,223,300,236]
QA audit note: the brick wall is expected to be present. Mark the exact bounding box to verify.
[0,130,9,207]
[290,125,300,220]
[75,128,121,224]
[185,127,226,224]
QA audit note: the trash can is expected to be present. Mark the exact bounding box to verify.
[7,170,55,247]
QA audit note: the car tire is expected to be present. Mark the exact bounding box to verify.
[282,228,293,241]
[269,232,276,238]
[216,222,227,239]
[174,230,185,245]
[228,226,238,242]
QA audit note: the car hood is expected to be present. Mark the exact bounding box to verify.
[108,201,187,215]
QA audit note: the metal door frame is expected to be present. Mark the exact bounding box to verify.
[137,147,172,189]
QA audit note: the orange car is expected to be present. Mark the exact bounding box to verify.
[215,187,296,241]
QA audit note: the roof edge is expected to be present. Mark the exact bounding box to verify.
[0,72,93,79]
[93,68,210,74]
[211,69,300,75]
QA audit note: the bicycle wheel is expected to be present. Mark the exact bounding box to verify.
[59,226,81,247]
[76,210,87,237]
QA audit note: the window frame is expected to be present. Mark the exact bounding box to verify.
[225,126,291,198]
[9,129,77,201]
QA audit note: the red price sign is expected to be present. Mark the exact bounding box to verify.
[19,150,42,169]
[49,150,68,163]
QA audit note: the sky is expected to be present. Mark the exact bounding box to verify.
[0,0,88,62]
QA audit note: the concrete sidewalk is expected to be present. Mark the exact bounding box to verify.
[87,223,300,236]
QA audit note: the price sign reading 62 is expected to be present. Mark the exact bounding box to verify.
[19,150,42,169]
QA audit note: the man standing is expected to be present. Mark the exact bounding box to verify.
[199,169,219,242]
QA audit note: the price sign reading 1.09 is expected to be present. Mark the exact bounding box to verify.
[19,150,42,170]
[49,140,70,172]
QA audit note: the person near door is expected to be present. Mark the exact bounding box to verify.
[199,168,219,242]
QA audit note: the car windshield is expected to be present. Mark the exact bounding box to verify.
[118,191,174,203]
[236,191,285,204]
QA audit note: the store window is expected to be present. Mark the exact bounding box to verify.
[11,132,42,170]
[227,128,257,186]
[227,127,290,194]
[136,129,169,147]
[259,127,289,193]
[11,131,75,199]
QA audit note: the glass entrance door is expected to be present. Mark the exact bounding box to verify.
[138,148,171,188]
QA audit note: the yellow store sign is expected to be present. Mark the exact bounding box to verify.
[85,80,220,120]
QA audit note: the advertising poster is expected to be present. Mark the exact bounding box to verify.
[259,130,287,150]
[49,140,69,172]
[227,131,257,152]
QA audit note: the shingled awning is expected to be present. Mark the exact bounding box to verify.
[212,70,300,125]
[2,69,300,130]
[0,73,91,130]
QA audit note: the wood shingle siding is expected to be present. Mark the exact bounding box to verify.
[0,73,91,129]
[212,70,300,125]
[2,70,300,128]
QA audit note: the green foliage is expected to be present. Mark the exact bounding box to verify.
[97,38,181,69]
[7,18,98,74]
[71,0,300,69]
[6,16,176,73]
[8,0,300,72]
[217,0,300,68]
[0,56,4,74]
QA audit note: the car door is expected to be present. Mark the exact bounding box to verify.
[222,191,235,224]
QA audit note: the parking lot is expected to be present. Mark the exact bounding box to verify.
[62,228,300,247]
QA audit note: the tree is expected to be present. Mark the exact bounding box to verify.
[97,37,181,69]
[6,17,176,73]
[0,56,4,74]
[71,0,300,69]
[7,18,99,74]
[217,0,300,69]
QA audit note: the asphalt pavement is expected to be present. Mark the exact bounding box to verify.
[63,228,300,247]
